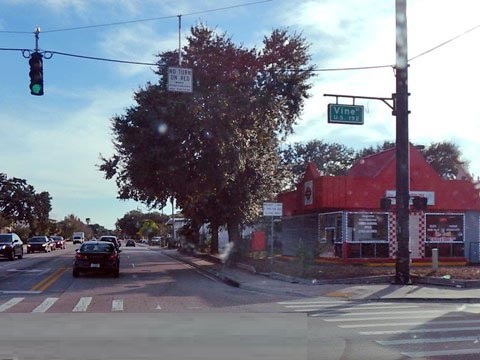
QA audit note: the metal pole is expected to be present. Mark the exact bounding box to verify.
[178,15,182,65]
[270,216,274,270]
[395,0,411,284]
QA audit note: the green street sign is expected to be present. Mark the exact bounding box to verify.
[328,104,364,125]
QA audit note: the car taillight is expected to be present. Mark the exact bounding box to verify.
[75,253,88,260]
[108,253,118,260]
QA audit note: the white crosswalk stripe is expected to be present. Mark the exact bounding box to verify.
[32,297,58,313]
[0,297,24,312]
[72,297,92,312]
[112,299,123,312]
[279,298,480,358]
[0,296,130,313]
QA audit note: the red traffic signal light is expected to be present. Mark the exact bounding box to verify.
[29,52,44,96]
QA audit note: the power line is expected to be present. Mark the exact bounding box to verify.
[0,0,273,34]
[409,23,480,62]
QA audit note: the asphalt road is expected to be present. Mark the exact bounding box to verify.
[4,244,480,359]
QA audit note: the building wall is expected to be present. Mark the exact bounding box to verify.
[465,211,480,263]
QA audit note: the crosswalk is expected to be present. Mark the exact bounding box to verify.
[0,296,127,313]
[279,298,480,358]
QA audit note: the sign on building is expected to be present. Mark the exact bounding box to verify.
[167,67,193,93]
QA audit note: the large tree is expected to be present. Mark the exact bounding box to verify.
[0,173,52,235]
[101,25,313,255]
[279,140,357,187]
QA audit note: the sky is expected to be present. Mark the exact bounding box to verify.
[1,0,480,229]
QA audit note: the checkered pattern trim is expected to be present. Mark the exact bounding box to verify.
[389,212,397,258]
[416,212,426,258]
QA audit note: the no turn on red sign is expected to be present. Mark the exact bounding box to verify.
[167,67,193,93]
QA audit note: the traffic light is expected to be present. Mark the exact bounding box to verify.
[380,197,392,211]
[29,52,43,96]
[412,196,428,211]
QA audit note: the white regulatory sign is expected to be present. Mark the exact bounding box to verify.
[263,202,283,217]
[167,67,193,93]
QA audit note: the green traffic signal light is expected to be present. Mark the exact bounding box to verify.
[31,83,42,95]
[29,52,44,96]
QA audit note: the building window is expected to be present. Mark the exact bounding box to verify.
[425,214,464,258]
[346,212,389,259]
[318,212,343,244]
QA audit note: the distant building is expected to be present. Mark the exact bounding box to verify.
[278,145,480,263]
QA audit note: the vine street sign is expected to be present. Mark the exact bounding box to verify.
[328,104,364,125]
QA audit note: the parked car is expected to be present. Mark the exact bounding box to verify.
[72,241,121,278]
[27,236,54,253]
[98,235,121,249]
[0,233,24,260]
[51,235,66,249]
[125,239,136,247]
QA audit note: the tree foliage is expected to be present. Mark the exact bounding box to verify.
[100,25,314,252]
[116,210,169,239]
[421,141,467,179]
[279,139,470,189]
[279,140,357,187]
[0,173,52,236]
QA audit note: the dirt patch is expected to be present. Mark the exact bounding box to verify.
[241,257,480,281]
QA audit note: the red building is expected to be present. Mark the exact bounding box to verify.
[278,145,480,262]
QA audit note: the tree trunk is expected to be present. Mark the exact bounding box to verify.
[210,222,219,254]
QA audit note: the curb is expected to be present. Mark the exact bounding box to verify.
[164,252,241,288]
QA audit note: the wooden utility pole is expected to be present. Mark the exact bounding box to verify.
[395,0,411,284]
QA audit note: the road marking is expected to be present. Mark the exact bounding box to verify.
[112,299,123,312]
[377,336,480,346]
[316,309,447,318]
[360,326,480,335]
[30,267,67,292]
[0,297,24,312]
[278,300,349,305]
[323,313,463,322]
[285,304,418,310]
[341,318,480,329]
[32,297,58,313]
[0,291,41,295]
[73,297,92,312]
[402,348,480,358]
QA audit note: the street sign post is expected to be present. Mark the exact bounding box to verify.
[167,67,193,93]
[328,104,364,124]
[263,202,282,270]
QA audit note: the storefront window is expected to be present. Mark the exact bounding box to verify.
[345,212,389,259]
[425,214,464,258]
[347,212,388,243]
[318,212,343,244]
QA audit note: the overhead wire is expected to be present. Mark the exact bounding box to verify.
[0,0,273,34]
[0,0,479,71]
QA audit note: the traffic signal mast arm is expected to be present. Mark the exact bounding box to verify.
[324,93,396,115]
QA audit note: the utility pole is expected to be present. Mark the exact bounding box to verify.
[395,0,411,284]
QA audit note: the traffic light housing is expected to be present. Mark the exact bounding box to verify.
[412,196,428,211]
[29,52,43,96]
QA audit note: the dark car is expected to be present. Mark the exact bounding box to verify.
[98,235,121,249]
[73,241,121,278]
[125,239,135,247]
[0,233,24,260]
[51,235,66,249]
[27,236,54,253]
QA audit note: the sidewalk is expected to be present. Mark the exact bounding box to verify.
[165,249,480,303]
